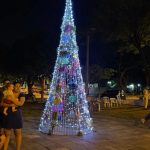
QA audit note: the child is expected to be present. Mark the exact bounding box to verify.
[3,83,17,116]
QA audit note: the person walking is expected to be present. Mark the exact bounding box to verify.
[2,82,25,150]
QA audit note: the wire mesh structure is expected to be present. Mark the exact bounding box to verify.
[39,0,93,136]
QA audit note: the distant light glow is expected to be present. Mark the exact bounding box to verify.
[107,81,111,85]
[137,83,141,87]
[127,84,134,90]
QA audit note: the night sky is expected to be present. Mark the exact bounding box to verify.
[0,0,113,73]
[0,0,90,44]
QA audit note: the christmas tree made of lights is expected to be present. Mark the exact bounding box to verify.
[39,0,93,135]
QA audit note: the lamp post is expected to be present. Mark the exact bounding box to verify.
[85,32,90,95]
[85,28,96,95]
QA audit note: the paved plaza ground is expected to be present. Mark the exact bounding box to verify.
[7,103,150,150]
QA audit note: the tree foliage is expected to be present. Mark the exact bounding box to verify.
[0,31,56,85]
[82,64,116,84]
[91,0,150,85]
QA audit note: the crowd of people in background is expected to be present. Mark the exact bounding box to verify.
[0,80,25,150]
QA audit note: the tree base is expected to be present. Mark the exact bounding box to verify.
[77,131,83,136]
[47,129,53,135]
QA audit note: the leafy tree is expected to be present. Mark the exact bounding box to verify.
[0,31,56,96]
[92,0,150,86]
[11,31,56,94]
[82,64,116,86]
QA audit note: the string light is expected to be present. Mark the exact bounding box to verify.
[39,0,93,135]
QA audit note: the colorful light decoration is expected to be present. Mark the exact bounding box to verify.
[39,0,93,135]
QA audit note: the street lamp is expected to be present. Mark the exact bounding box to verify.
[85,32,90,95]
[85,28,96,95]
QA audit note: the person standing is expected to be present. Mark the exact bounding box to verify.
[0,80,10,103]
[0,128,6,149]
[143,88,149,109]
[0,80,10,149]
[2,82,25,150]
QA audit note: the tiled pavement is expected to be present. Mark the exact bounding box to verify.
[8,114,150,150]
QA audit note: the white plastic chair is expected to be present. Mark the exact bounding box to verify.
[110,98,118,107]
[116,95,124,105]
[95,98,101,112]
[102,97,110,108]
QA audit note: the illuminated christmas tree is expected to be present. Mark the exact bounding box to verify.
[39,0,93,135]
